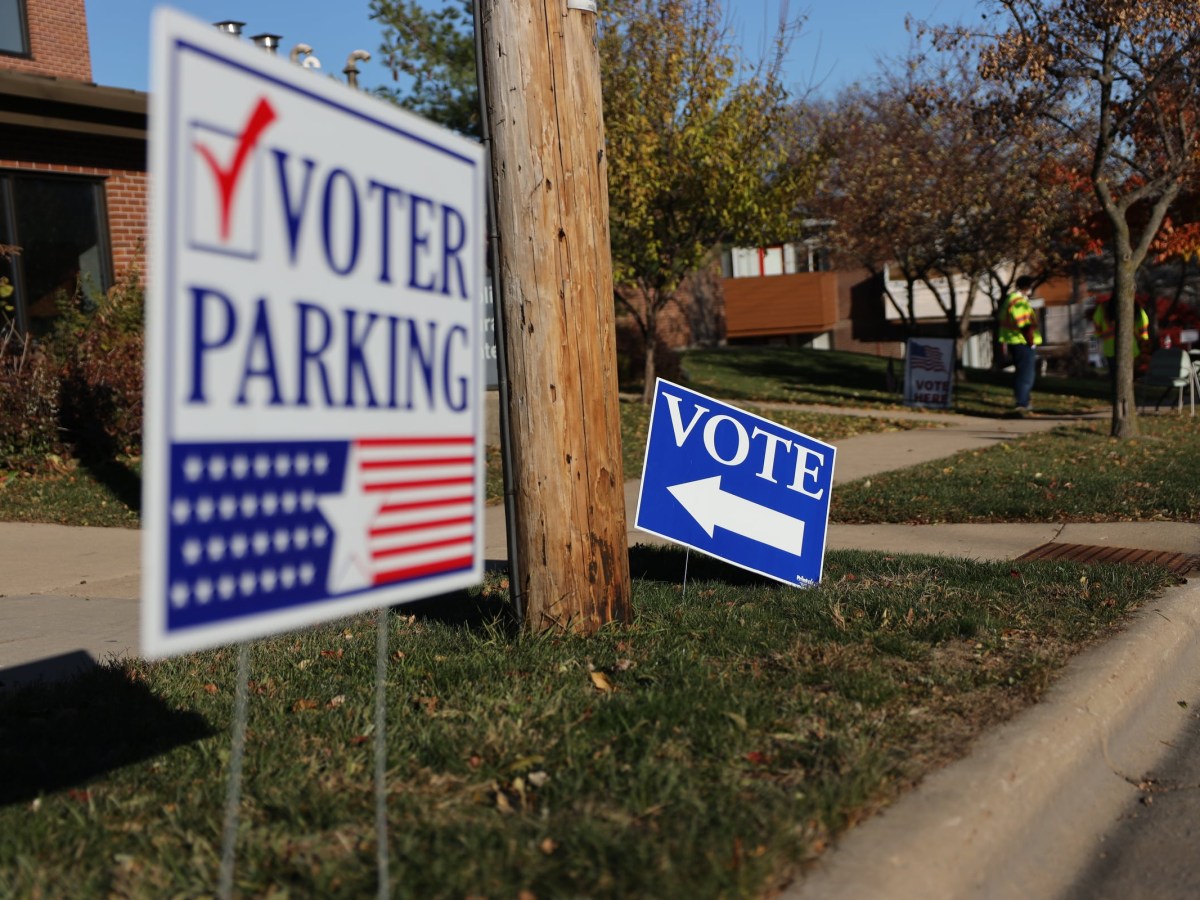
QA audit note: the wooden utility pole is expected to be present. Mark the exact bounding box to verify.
[477,0,631,632]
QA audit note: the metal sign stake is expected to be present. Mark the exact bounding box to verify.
[218,641,251,900]
[374,607,390,899]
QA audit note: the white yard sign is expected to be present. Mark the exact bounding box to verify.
[903,337,955,409]
[143,9,486,657]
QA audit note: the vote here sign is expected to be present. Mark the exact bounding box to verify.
[635,380,836,587]
[142,9,486,657]
[904,337,954,409]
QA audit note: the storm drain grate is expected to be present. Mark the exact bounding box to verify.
[1015,542,1200,576]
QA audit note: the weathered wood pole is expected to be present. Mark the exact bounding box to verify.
[477,0,631,632]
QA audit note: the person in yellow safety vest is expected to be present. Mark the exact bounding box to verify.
[1092,296,1150,387]
[998,275,1042,415]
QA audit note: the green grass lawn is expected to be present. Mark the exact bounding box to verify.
[679,346,1111,417]
[0,457,141,528]
[833,415,1200,523]
[0,550,1176,898]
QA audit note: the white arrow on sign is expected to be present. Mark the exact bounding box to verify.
[667,475,805,558]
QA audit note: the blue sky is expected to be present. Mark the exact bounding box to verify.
[84,0,983,97]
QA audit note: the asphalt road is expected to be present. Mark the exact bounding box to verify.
[1063,688,1200,900]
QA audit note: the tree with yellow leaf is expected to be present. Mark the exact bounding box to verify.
[370,2,818,403]
[600,0,818,401]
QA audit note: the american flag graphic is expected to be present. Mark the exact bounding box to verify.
[341,437,477,589]
[165,436,478,632]
[909,342,946,372]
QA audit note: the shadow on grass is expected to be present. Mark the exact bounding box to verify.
[0,662,211,807]
[630,544,777,587]
[425,547,776,635]
[79,456,142,515]
[402,587,517,632]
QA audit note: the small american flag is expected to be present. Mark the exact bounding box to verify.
[909,343,946,373]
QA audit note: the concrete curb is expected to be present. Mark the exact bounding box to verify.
[783,577,1200,900]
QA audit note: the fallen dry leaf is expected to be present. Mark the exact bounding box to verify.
[589,671,614,693]
[203,683,218,695]
[292,698,319,712]
[494,787,514,814]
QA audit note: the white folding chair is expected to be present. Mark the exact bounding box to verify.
[1139,348,1199,416]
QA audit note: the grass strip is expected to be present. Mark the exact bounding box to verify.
[0,457,141,528]
[0,549,1176,898]
[679,347,1109,417]
[832,416,1200,523]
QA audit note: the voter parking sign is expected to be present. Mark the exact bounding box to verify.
[635,380,836,587]
[143,10,486,657]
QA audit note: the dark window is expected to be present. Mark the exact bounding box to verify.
[0,174,113,336]
[0,0,29,56]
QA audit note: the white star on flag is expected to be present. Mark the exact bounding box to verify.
[317,437,478,596]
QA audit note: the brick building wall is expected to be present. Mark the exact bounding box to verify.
[0,127,148,278]
[1,0,93,81]
[1,0,148,288]
[616,291,695,348]
[103,169,148,276]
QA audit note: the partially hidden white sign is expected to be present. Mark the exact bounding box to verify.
[904,337,955,409]
[143,9,486,657]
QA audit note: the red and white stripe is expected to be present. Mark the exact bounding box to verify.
[355,437,477,585]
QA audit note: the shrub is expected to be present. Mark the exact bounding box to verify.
[54,267,145,462]
[0,325,65,471]
[0,265,145,471]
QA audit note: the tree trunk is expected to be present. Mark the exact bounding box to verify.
[641,301,659,403]
[479,0,631,632]
[1110,245,1140,439]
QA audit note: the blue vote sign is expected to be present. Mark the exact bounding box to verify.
[635,380,836,587]
[142,9,485,657]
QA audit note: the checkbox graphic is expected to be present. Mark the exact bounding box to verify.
[187,97,278,258]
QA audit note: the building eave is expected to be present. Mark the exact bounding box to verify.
[0,70,147,140]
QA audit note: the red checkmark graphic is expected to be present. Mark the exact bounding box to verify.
[194,96,279,241]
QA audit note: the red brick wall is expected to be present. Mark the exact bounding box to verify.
[0,0,93,81]
[617,289,698,349]
[104,170,148,277]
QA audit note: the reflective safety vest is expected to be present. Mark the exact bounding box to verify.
[1093,301,1149,358]
[998,290,1042,345]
